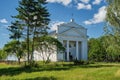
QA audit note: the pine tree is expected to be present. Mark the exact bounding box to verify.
[8,21,24,64]
[13,0,50,64]
[8,21,23,41]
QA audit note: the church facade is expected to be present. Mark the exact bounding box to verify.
[34,19,88,61]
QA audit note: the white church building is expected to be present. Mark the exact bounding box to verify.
[34,19,88,62]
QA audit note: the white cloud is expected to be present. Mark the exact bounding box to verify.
[84,21,92,25]
[77,3,91,10]
[50,21,64,31]
[92,0,102,5]
[84,6,106,25]
[0,19,8,24]
[46,0,72,6]
[80,0,90,4]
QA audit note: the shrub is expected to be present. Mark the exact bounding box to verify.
[73,60,94,65]
[74,60,84,65]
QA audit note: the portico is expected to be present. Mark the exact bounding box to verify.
[61,37,87,61]
[64,40,81,61]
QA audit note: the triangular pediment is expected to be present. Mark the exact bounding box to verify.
[59,28,85,37]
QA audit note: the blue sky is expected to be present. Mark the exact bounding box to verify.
[0,0,107,48]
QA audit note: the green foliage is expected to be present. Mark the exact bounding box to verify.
[36,35,65,63]
[105,0,120,62]
[103,35,120,61]
[8,21,23,40]
[9,0,50,64]
[106,0,120,28]
[37,35,65,51]
[102,0,120,62]
[3,40,26,64]
[73,60,90,65]
[0,49,7,60]
[88,38,106,62]
[4,40,18,54]
[88,35,120,62]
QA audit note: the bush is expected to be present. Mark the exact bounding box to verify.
[73,60,93,65]
[88,60,95,64]
[74,60,84,65]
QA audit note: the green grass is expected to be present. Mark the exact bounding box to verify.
[0,62,120,80]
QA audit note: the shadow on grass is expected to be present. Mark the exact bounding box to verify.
[76,63,120,68]
[0,64,71,76]
[25,76,57,80]
[0,63,120,76]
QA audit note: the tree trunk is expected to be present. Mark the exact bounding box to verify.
[18,57,21,64]
[27,23,30,64]
[31,27,36,63]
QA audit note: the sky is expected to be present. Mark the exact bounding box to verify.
[0,0,107,48]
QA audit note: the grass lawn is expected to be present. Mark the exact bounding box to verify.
[0,62,120,80]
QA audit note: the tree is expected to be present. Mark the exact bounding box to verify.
[106,0,120,42]
[88,38,106,62]
[102,34,120,61]
[106,0,120,44]
[8,20,24,64]
[8,21,23,41]
[106,0,120,28]
[3,40,25,64]
[13,0,50,64]
[88,35,120,62]
[0,49,7,61]
[105,0,120,61]
[35,36,65,63]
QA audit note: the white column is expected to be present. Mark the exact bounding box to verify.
[81,41,88,60]
[76,41,79,60]
[67,40,69,61]
[61,40,64,60]
[81,41,84,60]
